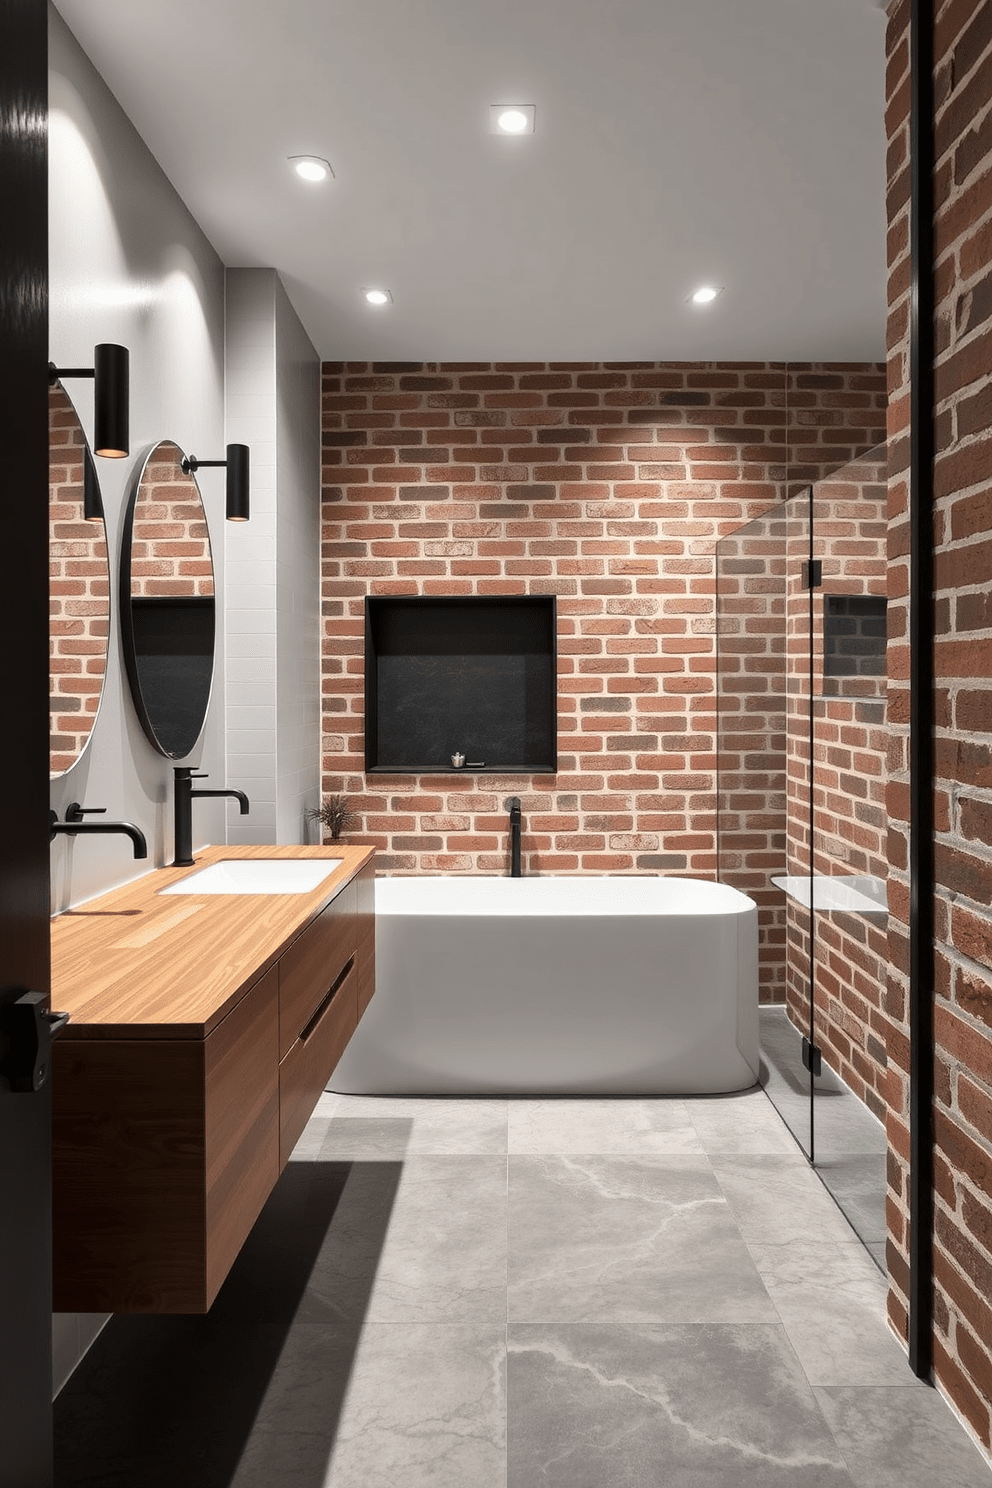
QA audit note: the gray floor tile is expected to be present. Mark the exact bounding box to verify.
[809,1098,888,1158]
[747,1242,919,1387]
[711,1153,866,1248]
[232,1324,506,1488]
[54,1089,992,1487]
[864,1240,886,1272]
[815,1385,992,1488]
[813,1152,887,1246]
[508,1154,778,1324]
[508,1321,855,1487]
[688,1086,805,1156]
[314,1096,508,1157]
[507,1096,701,1155]
[294,1156,507,1325]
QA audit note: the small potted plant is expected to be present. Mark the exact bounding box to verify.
[306,793,356,843]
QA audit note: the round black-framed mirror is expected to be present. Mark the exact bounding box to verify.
[49,381,111,777]
[120,440,216,759]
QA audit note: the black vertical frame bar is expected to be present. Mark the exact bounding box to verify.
[807,492,816,1165]
[364,598,378,774]
[909,0,935,1381]
[0,0,54,1481]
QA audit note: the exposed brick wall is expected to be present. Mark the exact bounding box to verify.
[49,384,109,775]
[320,360,885,1007]
[129,441,214,598]
[886,0,992,1453]
[718,444,890,1046]
[781,451,891,1117]
[716,504,790,999]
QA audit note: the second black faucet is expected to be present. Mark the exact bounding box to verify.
[173,767,249,867]
[508,797,522,878]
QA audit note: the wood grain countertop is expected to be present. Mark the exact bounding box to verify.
[51,844,375,1040]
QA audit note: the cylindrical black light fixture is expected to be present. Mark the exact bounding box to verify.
[48,343,130,458]
[181,443,251,522]
[82,449,104,523]
[92,343,129,458]
[225,443,250,522]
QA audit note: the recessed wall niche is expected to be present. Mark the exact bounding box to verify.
[364,595,556,774]
[822,594,887,696]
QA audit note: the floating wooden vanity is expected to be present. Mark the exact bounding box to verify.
[50,844,374,1314]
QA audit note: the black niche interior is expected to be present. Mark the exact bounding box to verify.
[126,597,215,759]
[365,595,556,773]
[822,594,887,691]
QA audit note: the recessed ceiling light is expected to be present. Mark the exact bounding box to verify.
[363,288,392,306]
[289,155,333,183]
[490,104,536,135]
[690,285,722,305]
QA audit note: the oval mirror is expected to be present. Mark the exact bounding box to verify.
[120,441,215,759]
[49,382,110,776]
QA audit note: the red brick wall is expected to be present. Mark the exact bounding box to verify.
[780,451,891,1116]
[716,503,791,999]
[320,359,885,1009]
[129,441,214,598]
[49,384,109,775]
[886,0,992,1452]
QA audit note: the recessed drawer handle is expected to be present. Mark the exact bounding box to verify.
[300,955,355,1044]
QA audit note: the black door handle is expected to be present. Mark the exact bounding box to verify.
[0,993,71,1093]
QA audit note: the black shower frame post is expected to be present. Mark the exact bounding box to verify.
[908,0,935,1382]
[806,490,817,1167]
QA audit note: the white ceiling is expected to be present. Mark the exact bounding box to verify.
[53,0,889,363]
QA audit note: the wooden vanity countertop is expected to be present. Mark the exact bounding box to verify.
[51,844,375,1040]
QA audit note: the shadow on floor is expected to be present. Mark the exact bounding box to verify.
[54,1157,404,1488]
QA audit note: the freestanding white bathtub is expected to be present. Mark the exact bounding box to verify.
[329,876,759,1095]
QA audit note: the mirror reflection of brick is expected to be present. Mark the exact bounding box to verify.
[129,440,214,600]
[49,382,109,775]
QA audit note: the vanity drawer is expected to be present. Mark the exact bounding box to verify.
[278,883,357,1060]
[52,965,279,1314]
[279,953,358,1168]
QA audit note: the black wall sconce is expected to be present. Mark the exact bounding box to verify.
[48,343,129,458]
[181,443,250,522]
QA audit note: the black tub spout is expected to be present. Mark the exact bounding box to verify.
[50,805,148,859]
[508,797,522,878]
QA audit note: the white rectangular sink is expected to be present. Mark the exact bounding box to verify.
[160,859,343,896]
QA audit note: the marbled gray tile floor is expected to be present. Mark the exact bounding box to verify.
[54,1087,991,1488]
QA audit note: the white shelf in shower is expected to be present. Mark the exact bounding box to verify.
[771,874,888,916]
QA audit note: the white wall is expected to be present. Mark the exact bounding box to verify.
[224,270,278,838]
[274,277,321,841]
[225,269,321,845]
[48,5,229,905]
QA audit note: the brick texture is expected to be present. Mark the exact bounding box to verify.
[716,503,791,999]
[717,447,889,1018]
[784,452,891,1116]
[129,441,214,598]
[320,359,886,1007]
[886,0,992,1451]
[49,384,109,775]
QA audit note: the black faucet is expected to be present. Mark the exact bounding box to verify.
[50,803,147,859]
[508,797,522,878]
[173,767,250,867]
